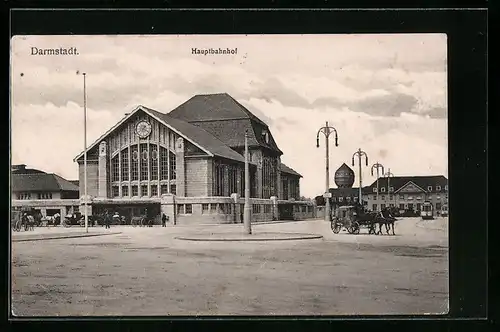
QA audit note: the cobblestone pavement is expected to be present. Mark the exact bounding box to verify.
[11,217,448,316]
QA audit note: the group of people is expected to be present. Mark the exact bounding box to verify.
[99,210,169,228]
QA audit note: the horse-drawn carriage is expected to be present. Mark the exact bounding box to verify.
[330,205,397,235]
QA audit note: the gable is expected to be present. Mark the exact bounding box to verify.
[395,181,427,194]
[74,106,212,162]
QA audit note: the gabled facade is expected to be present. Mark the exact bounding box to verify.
[364,175,448,212]
[71,94,311,224]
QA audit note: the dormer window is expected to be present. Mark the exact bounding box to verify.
[436,185,442,191]
[427,186,432,192]
[262,130,270,144]
[381,187,386,192]
[389,186,394,192]
[373,188,378,193]
[445,185,448,191]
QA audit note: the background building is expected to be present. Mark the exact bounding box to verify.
[325,163,448,214]
[72,93,313,224]
[11,164,80,217]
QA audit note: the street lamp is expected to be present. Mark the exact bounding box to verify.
[352,148,369,206]
[316,121,339,221]
[243,130,252,234]
[77,71,88,233]
[371,162,384,212]
[384,169,394,208]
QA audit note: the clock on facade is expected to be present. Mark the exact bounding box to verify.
[135,121,152,139]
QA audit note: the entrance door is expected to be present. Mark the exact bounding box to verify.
[278,204,294,220]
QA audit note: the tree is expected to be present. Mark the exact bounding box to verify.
[314,195,326,206]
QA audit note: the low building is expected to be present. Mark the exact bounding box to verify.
[11,164,80,217]
[363,175,448,212]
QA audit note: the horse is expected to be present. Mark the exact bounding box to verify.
[27,215,35,231]
[373,210,397,235]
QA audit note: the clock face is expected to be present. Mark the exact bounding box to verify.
[135,121,152,139]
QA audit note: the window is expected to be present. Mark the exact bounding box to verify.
[445,185,448,191]
[399,203,405,209]
[170,184,176,195]
[381,204,386,210]
[389,195,393,200]
[408,195,413,200]
[151,147,158,180]
[37,192,53,199]
[389,204,394,208]
[111,156,119,182]
[151,186,158,197]
[416,195,422,200]
[416,203,422,211]
[381,195,385,200]
[185,204,193,214]
[160,147,169,180]
[346,196,351,201]
[338,197,343,202]
[202,204,209,213]
[264,205,271,213]
[220,203,226,213]
[112,186,119,197]
[73,205,80,213]
[141,185,148,197]
[252,205,261,213]
[399,195,404,200]
[372,204,377,211]
[332,197,336,202]
[122,186,129,197]
[436,202,442,210]
[131,146,139,180]
[161,185,169,195]
[211,204,217,212]
[140,144,148,180]
[436,185,442,191]
[301,205,307,213]
[389,186,394,192]
[131,186,138,197]
[177,204,184,214]
[169,151,176,180]
[18,192,31,200]
[121,149,129,181]
[381,187,386,192]
[427,186,432,191]
[408,203,414,210]
[373,188,377,192]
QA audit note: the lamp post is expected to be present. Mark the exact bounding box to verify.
[316,121,339,221]
[78,71,89,233]
[371,162,384,212]
[243,130,252,234]
[384,169,394,207]
[352,148,368,206]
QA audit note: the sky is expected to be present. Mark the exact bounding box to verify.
[11,34,448,199]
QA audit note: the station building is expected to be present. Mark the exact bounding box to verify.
[73,93,314,224]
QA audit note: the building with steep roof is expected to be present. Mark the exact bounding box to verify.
[72,93,312,224]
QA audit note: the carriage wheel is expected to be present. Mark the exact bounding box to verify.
[331,221,342,234]
[351,222,360,234]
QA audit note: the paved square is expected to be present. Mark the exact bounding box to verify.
[11,218,448,316]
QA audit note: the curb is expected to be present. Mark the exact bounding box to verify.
[174,232,323,242]
[12,232,122,242]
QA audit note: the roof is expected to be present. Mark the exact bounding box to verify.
[11,173,80,192]
[366,175,448,193]
[280,163,302,177]
[167,93,282,154]
[143,107,247,164]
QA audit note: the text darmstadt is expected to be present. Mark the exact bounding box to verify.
[31,47,79,56]
[191,48,238,56]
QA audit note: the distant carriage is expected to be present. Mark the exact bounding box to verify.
[331,205,397,235]
[421,201,434,220]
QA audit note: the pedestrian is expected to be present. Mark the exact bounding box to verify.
[105,210,111,229]
[162,213,167,227]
